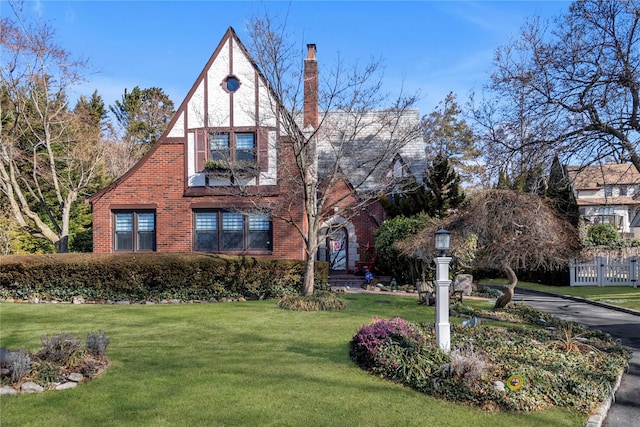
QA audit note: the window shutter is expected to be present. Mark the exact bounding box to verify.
[195,130,206,171]
[258,129,269,171]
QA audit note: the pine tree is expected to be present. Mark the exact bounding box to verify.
[380,175,429,218]
[423,153,465,219]
[546,156,580,227]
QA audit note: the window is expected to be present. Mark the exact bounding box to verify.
[195,212,218,251]
[208,132,255,164]
[114,211,156,252]
[620,186,628,196]
[223,75,241,93]
[599,206,614,215]
[604,186,613,197]
[194,210,272,252]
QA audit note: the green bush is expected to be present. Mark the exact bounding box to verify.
[586,223,620,246]
[0,253,329,302]
[374,214,430,284]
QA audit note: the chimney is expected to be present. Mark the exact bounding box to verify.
[304,43,318,130]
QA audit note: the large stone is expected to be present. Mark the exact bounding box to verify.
[68,372,83,382]
[0,386,17,395]
[72,296,85,304]
[55,382,78,391]
[21,381,44,393]
[452,274,473,296]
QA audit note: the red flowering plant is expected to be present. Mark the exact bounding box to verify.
[349,317,426,373]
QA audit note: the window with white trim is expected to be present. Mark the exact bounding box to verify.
[194,210,272,252]
[114,211,156,252]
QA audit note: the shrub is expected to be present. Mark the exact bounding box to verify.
[350,317,426,370]
[278,291,347,311]
[8,349,31,383]
[374,215,430,284]
[86,331,110,358]
[37,333,82,365]
[0,253,329,303]
[586,223,620,246]
[437,346,487,386]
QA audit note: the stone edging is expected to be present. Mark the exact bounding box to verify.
[0,372,85,395]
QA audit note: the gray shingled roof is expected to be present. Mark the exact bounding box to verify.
[314,109,425,193]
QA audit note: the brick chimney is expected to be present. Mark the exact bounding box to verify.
[304,43,318,130]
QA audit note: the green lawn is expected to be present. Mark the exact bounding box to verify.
[481,279,640,312]
[0,295,587,427]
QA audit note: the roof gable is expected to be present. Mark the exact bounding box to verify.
[566,164,640,190]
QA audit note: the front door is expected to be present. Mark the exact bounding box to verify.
[326,227,348,271]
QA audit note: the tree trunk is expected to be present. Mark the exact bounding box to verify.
[302,256,315,296]
[494,265,518,309]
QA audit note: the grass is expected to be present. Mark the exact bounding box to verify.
[481,278,640,312]
[0,295,587,427]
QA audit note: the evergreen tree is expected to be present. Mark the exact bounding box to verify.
[422,92,482,187]
[423,153,465,219]
[496,169,511,189]
[546,156,580,227]
[110,86,175,146]
[379,175,429,218]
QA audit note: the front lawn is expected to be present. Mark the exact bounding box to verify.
[1,295,589,426]
[481,279,640,312]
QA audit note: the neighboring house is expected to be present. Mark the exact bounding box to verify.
[88,27,426,272]
[566,163,640,239]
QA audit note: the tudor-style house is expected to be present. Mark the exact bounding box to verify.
[89,27,426,272]
[566,163,640,239]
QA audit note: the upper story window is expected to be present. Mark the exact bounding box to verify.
[209,132,255,163]
[620,186,628,196]
[223,75,241,93]
[598,206,614,215]
[604,186,613,197]
[114,211,156,252]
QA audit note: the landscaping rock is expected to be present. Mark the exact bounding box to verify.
[68,372,83,382]
[0,386,17,395]
[72,296,85,304]
[55,382,78,391]
[21,381,44,393]
[452,274,473,296]
[493,380,505,392]
[115,300,129,305]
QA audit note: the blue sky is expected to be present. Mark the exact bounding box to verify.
[18,0,571,115]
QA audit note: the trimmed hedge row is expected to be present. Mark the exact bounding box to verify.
[0,253,329,302]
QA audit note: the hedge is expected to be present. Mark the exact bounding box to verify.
[0,253,329,303]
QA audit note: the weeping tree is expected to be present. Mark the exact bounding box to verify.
[399,189,581,309]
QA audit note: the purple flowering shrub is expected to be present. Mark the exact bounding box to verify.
[349,317,425,372]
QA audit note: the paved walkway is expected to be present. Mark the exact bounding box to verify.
[511,288,639,427]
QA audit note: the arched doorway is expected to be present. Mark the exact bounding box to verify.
[326,227,348,271]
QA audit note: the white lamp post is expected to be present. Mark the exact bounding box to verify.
[434,229,452,352]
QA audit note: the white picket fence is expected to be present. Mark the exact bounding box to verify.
[570,256,639,287]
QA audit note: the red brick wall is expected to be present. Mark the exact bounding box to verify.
[91,140,305,260]
[321,178,386,264]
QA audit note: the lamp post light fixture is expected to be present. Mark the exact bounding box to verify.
[434,229,452,352]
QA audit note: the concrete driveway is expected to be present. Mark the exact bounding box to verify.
[512,288,639,427]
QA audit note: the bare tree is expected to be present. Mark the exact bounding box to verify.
[480,0,640,174]
[399,189,581,308]
[244,14,422,295]
[0,4,104,252]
